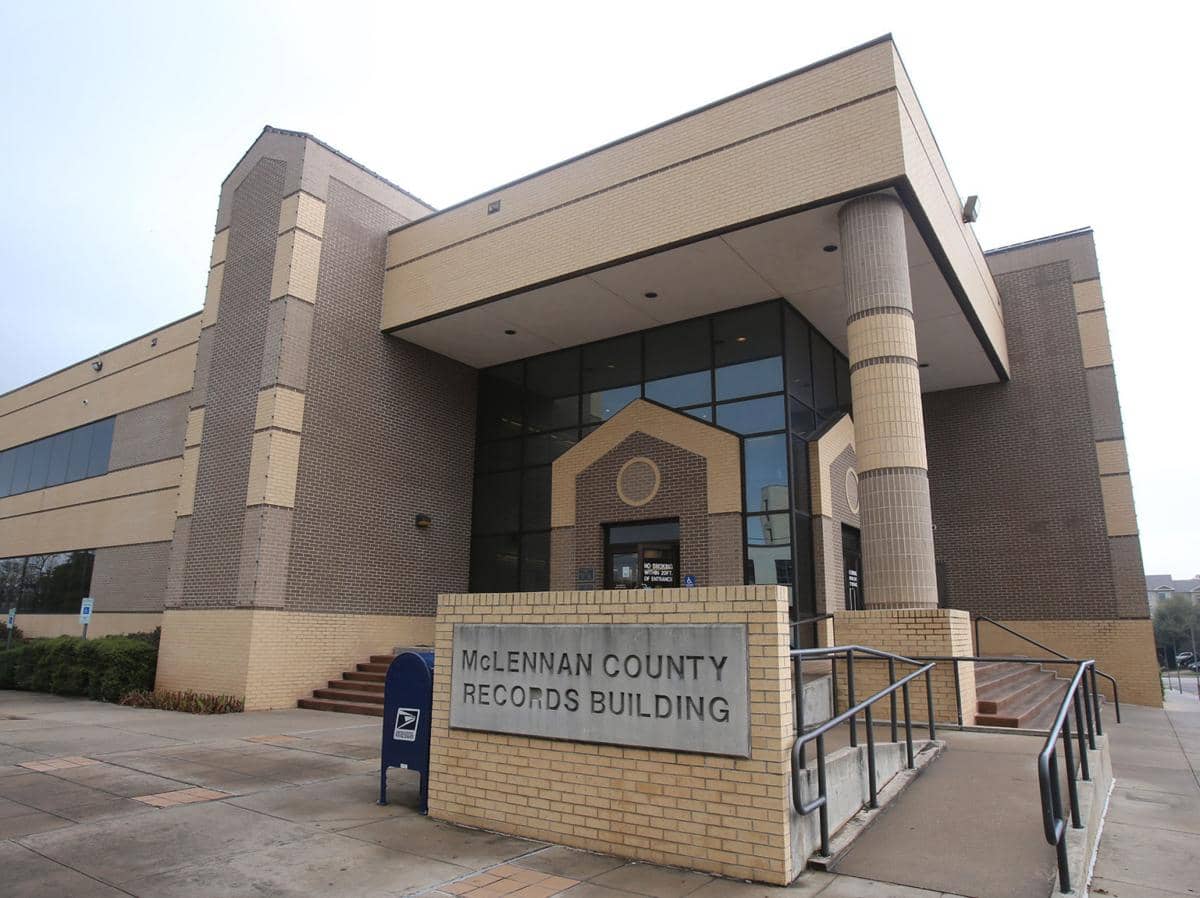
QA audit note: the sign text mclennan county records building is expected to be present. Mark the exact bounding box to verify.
[449,624,750,756]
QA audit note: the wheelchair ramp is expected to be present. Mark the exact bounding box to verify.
[830,729,1059,898]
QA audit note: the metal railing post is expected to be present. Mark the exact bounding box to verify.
[1048,751,1070,893]
[1090,666,1104,736]
[952,659,963,728]
[830,655,838,718]
[888,657,898,744]
[1061,707,1082,829]
[864,703,878,808]
[902,681,915,768]
[816,733,829,856]
[925,669,937,741]
[795,656,806,768]
[847,650,858,748]
[1073,688,1091,783]
[1080,666,1096,751]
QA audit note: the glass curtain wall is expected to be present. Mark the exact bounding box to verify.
[471,299,850,620]
[0,550,96,613]
[0,418,115,499]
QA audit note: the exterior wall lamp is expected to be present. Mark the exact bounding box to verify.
[415,514,432,530]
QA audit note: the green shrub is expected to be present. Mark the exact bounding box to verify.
[120,689,243,714]
[0,635,156,702]
[1,623,24,646]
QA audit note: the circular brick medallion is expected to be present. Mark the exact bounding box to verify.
[845,468,860,514]
[617,457,661,507]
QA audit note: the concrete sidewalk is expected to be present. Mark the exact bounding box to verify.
[2,689,1195,897]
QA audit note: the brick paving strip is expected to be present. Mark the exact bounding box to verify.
[436,863,579,897]
[18,756,101,772]
[131,787,228,808]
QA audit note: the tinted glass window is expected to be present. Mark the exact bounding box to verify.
[520,467,552,531]
[744,434,788,513]
[477,363,525,441]
[472,471,519,534]
[713,304,781,367]
[46,432,71,487]
[582,384,639,424]
[520,532,550,591]
[792,514,814,616]
[27,438,52,492]
[470,534,518,592]
[523,430,577,467]
[785,312,815,406]
[645,319,710,406]
[746,513,791,586]
[475,438,521,473]
[715,395,785,435]
[9,444,33,495]
[645,371,709,408]
[526,349,579,432]
[0,549,94,614]
[66,426,94,482]
[684,406,713,423]
[86,418,114,478]
[715,357,783,400]
[835,354,852,412]
[0,447,14,498]
[608,521,680,543]
[812,334,838,417]
[790,437,811,515]
[789,397,817,438]
[582,334,640,393]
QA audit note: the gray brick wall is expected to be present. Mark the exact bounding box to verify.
[283,178,477,616]
[924,260,1117,620]
[109,394,188,471]
[91,542,170,613]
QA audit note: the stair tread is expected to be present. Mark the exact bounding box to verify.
[357,663,390,673]
[344,671,386,682]
[328,679,384,692]
[298,697,384,717]
[368,655,396,665]
[312,688,386,704]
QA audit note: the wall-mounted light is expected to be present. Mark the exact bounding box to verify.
[91,360,103,372]
[822,244,838,253]
[962,195,980,223]
[643,291,658,299]
[415,513,432,529]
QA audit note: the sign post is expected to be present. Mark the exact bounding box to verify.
[79,597,94,639]
[5,608,14,650]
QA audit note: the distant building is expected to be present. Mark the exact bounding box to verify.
[1146,574,1200,611]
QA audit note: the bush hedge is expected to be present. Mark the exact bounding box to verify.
[120,689,243,714]
[0,635,156,702]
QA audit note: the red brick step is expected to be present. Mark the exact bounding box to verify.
[300,653,397,716]
[298,697,384,717]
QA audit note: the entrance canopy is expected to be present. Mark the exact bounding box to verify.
[382,36,1007,393]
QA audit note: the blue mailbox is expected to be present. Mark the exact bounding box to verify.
[379,650,434,814]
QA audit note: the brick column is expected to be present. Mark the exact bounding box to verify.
[838,194,937,609]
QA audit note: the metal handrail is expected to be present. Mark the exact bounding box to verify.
[790,645,937,857]
[974,615,1121,723]
[1037,660,1097,893]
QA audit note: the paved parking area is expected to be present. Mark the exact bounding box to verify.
[0,691,974,897]
[5,689,1193,897]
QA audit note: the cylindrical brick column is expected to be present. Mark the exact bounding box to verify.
[838,193,938,609]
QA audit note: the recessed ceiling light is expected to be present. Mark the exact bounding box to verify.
[735,336,748,343]
[643,291,658,299]
[918,362,930,369]
[504,329,517,335]
[823,244,838,253]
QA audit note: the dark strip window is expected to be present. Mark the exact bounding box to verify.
[0,418,115,499]
[0,550,95,614]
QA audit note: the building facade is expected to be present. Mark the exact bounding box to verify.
[0,36,1160,707]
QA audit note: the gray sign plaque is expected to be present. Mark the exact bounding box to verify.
[449,623,750,756]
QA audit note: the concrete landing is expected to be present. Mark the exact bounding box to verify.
[830,729,1060,898]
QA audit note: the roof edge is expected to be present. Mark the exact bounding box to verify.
[221,126,436,214]
[0,310,203,402]
[386,33,896,237]
[984,226,1094,256]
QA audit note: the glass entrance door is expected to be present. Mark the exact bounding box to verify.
[604,520,680,589]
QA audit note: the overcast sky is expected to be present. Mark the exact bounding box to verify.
[0,2,1194,575]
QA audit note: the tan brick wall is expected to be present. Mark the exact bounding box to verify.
[977,618,1161,708]
[155,608,434,708]
[16,612,162,639]
[430,587,797,885]
[831,609,976,725]
[0,487,178,557]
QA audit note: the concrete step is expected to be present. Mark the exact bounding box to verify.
[975,660,1042,691]
[977,668,1056,714]
[343,670,385,683]
[298,697,384,717]
[977,679,1068,728]
[327,678,383,693]
[312,687,386,704]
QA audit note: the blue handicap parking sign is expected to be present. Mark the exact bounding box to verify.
[683,575,696,588]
